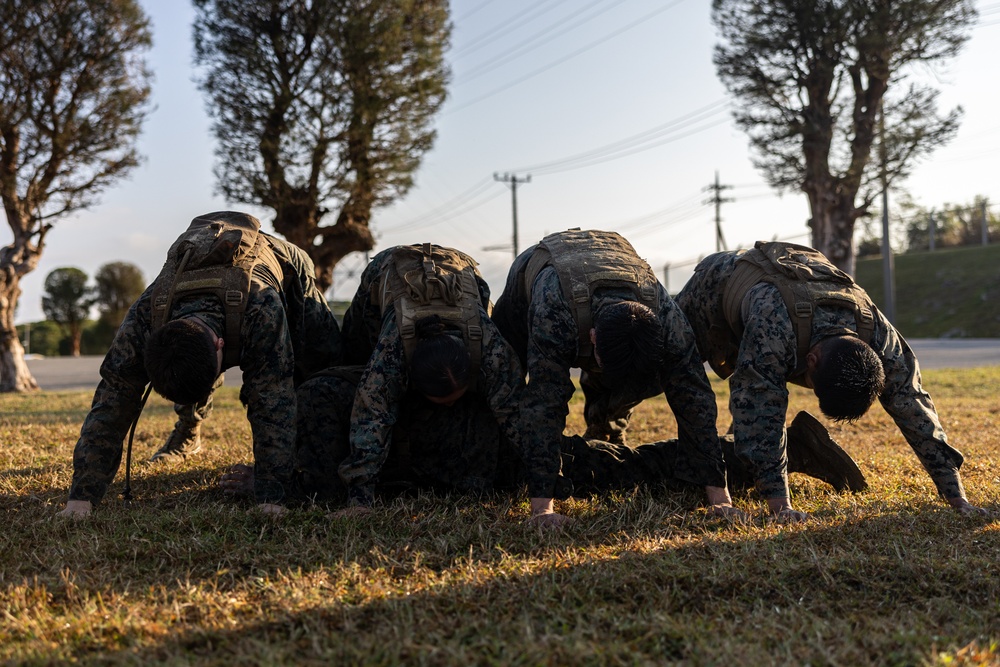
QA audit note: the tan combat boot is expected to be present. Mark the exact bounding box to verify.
[149,421,203,462]
[786,411,868,492]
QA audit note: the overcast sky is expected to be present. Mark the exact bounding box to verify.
[10,0,1000,325]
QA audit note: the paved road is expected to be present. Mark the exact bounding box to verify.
[22,338,1000,392]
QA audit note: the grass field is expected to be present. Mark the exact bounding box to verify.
[2,369,999,665]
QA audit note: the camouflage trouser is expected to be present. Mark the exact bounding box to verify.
[172,375,224,430]
[294,370,754,501]
[558,433,752,497]
[294,370,518,501]
[579,370,659,445]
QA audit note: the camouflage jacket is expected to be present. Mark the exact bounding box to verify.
[68,236,341,505]
[495,264,725,489]
[677,250,966,500]
[337,248,556,502]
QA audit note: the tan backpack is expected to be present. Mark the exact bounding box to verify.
[713,241,875,378]
[523,229,658,365]
[376,243,488,386]
[149,211,284,369]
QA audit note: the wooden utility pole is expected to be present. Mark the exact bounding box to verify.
[704,171,733,252]
[493,172,531,259]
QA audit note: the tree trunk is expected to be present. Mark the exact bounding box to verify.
[808,190,860,277]
[0,271,39,392]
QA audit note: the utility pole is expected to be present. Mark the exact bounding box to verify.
[981,200,990,246]
[878,103,896,324]
[928,211,936,252]
[703,171,733,252]
[494,172,531,259]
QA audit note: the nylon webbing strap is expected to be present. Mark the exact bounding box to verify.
[123,383,153,506]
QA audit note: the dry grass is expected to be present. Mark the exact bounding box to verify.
[2,368,999,666]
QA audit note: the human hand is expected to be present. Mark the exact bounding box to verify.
[257,503,287,517]
[767,496,809,522]
[947,497,992,516]
[220,463,254,495]
[528,497,573,529]
[706,503,748,520]
[330,505,373,520]
[704,486,747,519]
[57,499,92,519]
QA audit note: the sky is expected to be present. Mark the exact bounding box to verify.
[9,0,1000,325]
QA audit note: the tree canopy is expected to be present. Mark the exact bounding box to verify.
[192,0,451,291]
[41,267,96,357]
[93,261,146,329]
[0,0,152,389]
[711,0,975,275]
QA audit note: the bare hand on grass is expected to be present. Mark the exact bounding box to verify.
[707,503,748,520]
[528,497,573,529]
[948,497,992,516]
[56,499,92,519]
[330,505,373,519]
[258,503,287,517]
[220,463,254,495]
[767,497,809,523]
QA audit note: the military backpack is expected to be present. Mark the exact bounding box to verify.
[710,240,875,378]
[376,243,488,387]
[522,229,659,366]
[149,211,285,369]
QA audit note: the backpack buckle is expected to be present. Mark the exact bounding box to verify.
[225,290,243,306]
[467,324,483,340]
[794,302,813,317]
[400,322,415,339]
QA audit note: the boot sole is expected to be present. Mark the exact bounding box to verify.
[787,411,868,492]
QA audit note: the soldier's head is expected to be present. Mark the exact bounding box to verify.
[591,301,663,382]
[807,335,885,422]
[410,315,471,407]
[144,318,224,405]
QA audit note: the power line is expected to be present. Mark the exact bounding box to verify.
[457,0,626,83]
[454,0,497,24]
[492,172,531,258]
[507,99,731,175]
[446,0,690,114]
[379,177,495,231]
[452,0,569,58]
[704,171,734,252]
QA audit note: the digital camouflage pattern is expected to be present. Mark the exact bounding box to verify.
[336,248,561,504]
[295,369,753,501]
[295,370,518,502]
[676,250,967,500]
[492,248,725,491]
[69,234,342,506]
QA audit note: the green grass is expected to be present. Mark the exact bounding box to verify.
[855,244,1000,339]
[2,371,999,665]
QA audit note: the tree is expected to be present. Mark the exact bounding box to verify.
[192,0,451,291]
[903,196,999,252]
[86,260,145,350]
[711,0,975,275]
[0,0,152,390]
[93,261,145,329]
[41,267,96,356]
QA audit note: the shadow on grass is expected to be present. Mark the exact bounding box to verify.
[29,505,1000,665]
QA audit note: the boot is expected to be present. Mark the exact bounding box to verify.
[786,411,868,492]
[149,421,203,462]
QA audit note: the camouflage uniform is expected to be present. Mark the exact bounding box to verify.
[336,247,560,505]
[676,249,967,501]
[295,369,751,501]
[491,233,725,491]
[68,231,342,506]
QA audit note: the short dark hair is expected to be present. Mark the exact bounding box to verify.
[593,301,663,380]
[409,315,471,398]
[144,319,219,405]
[812,335,886,422]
